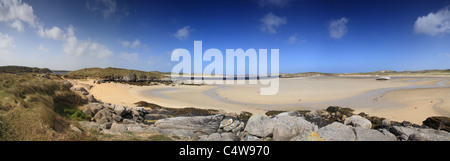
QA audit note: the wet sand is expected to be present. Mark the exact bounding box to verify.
[73,76,450,124]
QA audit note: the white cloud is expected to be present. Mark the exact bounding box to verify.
[121,39,141,48]
[62,25,112,58]
[174,26,191,40]
[329,17,349,39]
[0,32,15,49]
[259,12,287,34]
[9,20,23,32]
[287,34,297,44]
[0,0,37,32]
[38,26,67,41]
[37,44,49,53]
[87,0,117,18]
[120,52,139,62]
[414,8,450,36]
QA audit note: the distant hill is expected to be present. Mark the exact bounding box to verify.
[0,66,52,74]
[66,67,166,79]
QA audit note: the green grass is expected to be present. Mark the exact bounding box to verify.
[0,73,88,140]
[66,67,164,80]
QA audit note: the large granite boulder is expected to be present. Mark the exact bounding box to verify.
[353,127,397,141]
[155,114,224,135]
[272,113,316,141]
[94,109,113,124]
[344,115,372,129]
[317,122,355,141]
[290,131,325,141]
[244,114,277,137]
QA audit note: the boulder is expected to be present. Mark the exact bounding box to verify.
[378,129,398,141]
[112,114,122,122]
[423,116,450,132]
[78,121,102,130]
[113,105,128,116]
[70,124,82,134]
[243,134,263,141]
[244,114,277,137]
[155,114,224,135]
[159,129,197,139]
[126,124,161,133]
[290,131,325,141]
[381,119,391,128]
[86,94,97,103]
[82,108,94,117]
[223,120,241,132]
[87,103,104,115]
[110,123,128,132]
[232,122,245,133]
[317,122,356,141]
[305,110,332,128]
[94,109,113,124]
[344,115,372,129]
[272,115,316,141]
[199,133,236,141]
[353,127,396,141]
[219,118,234,128]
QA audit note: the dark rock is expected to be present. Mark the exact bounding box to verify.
[422,116,450,132]
[402,121,412,127]
[326,106,341,113]
[94,109,113,124]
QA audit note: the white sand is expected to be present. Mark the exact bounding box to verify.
[71,76,450,124]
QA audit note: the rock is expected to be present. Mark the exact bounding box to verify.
[223,120,240,132]
[413,128,450,141]
[70,124,82,134]
[388,126,417,137]
[94,109,113,124]
[86,94,97,103]
[402,121,412,127]
[276,111,301,117]
[199,133,236,141]
[112,114,122,122]
[408,133,426,141]
[113,105,128,116]
[354,127,396,141]
[232,122,245,133]
[244,114,277,137]
[317,122,356,141]
[220,118,234,128]
[326,106,341,113]
[78,121,102,130]
[122,119,138,124]
[144,114,168,120]
[381,119,391,128]
[377,129,397,140]
[82,108,94,117]
[110,123,128,132]
[87,103,104,115]
[243,134,263,141]
[272,115,316,141]
[344,115,372,129]
[305,110,332,128]
[423,116,450,132]
[126,124,161,133]
[155,114,224,135]
[290,131,325,141]
[159,129,197,139]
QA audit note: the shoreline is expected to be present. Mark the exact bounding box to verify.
[69,76,450,125]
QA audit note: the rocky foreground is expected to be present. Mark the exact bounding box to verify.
[69,81,450,141]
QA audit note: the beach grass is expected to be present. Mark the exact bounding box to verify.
[66,67,165,79]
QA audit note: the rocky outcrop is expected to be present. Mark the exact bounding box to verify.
[423,116,450,132]
[155,114,224,135]
[244,114,277,138]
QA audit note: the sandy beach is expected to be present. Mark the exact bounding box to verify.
[72,76,450,124]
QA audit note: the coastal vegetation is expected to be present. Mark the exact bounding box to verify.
[66,67,166,80]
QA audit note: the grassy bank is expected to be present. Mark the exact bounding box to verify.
[66,67,166,80]
[0,73,90,140]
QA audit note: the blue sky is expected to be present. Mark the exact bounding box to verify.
[1,0,450,73]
